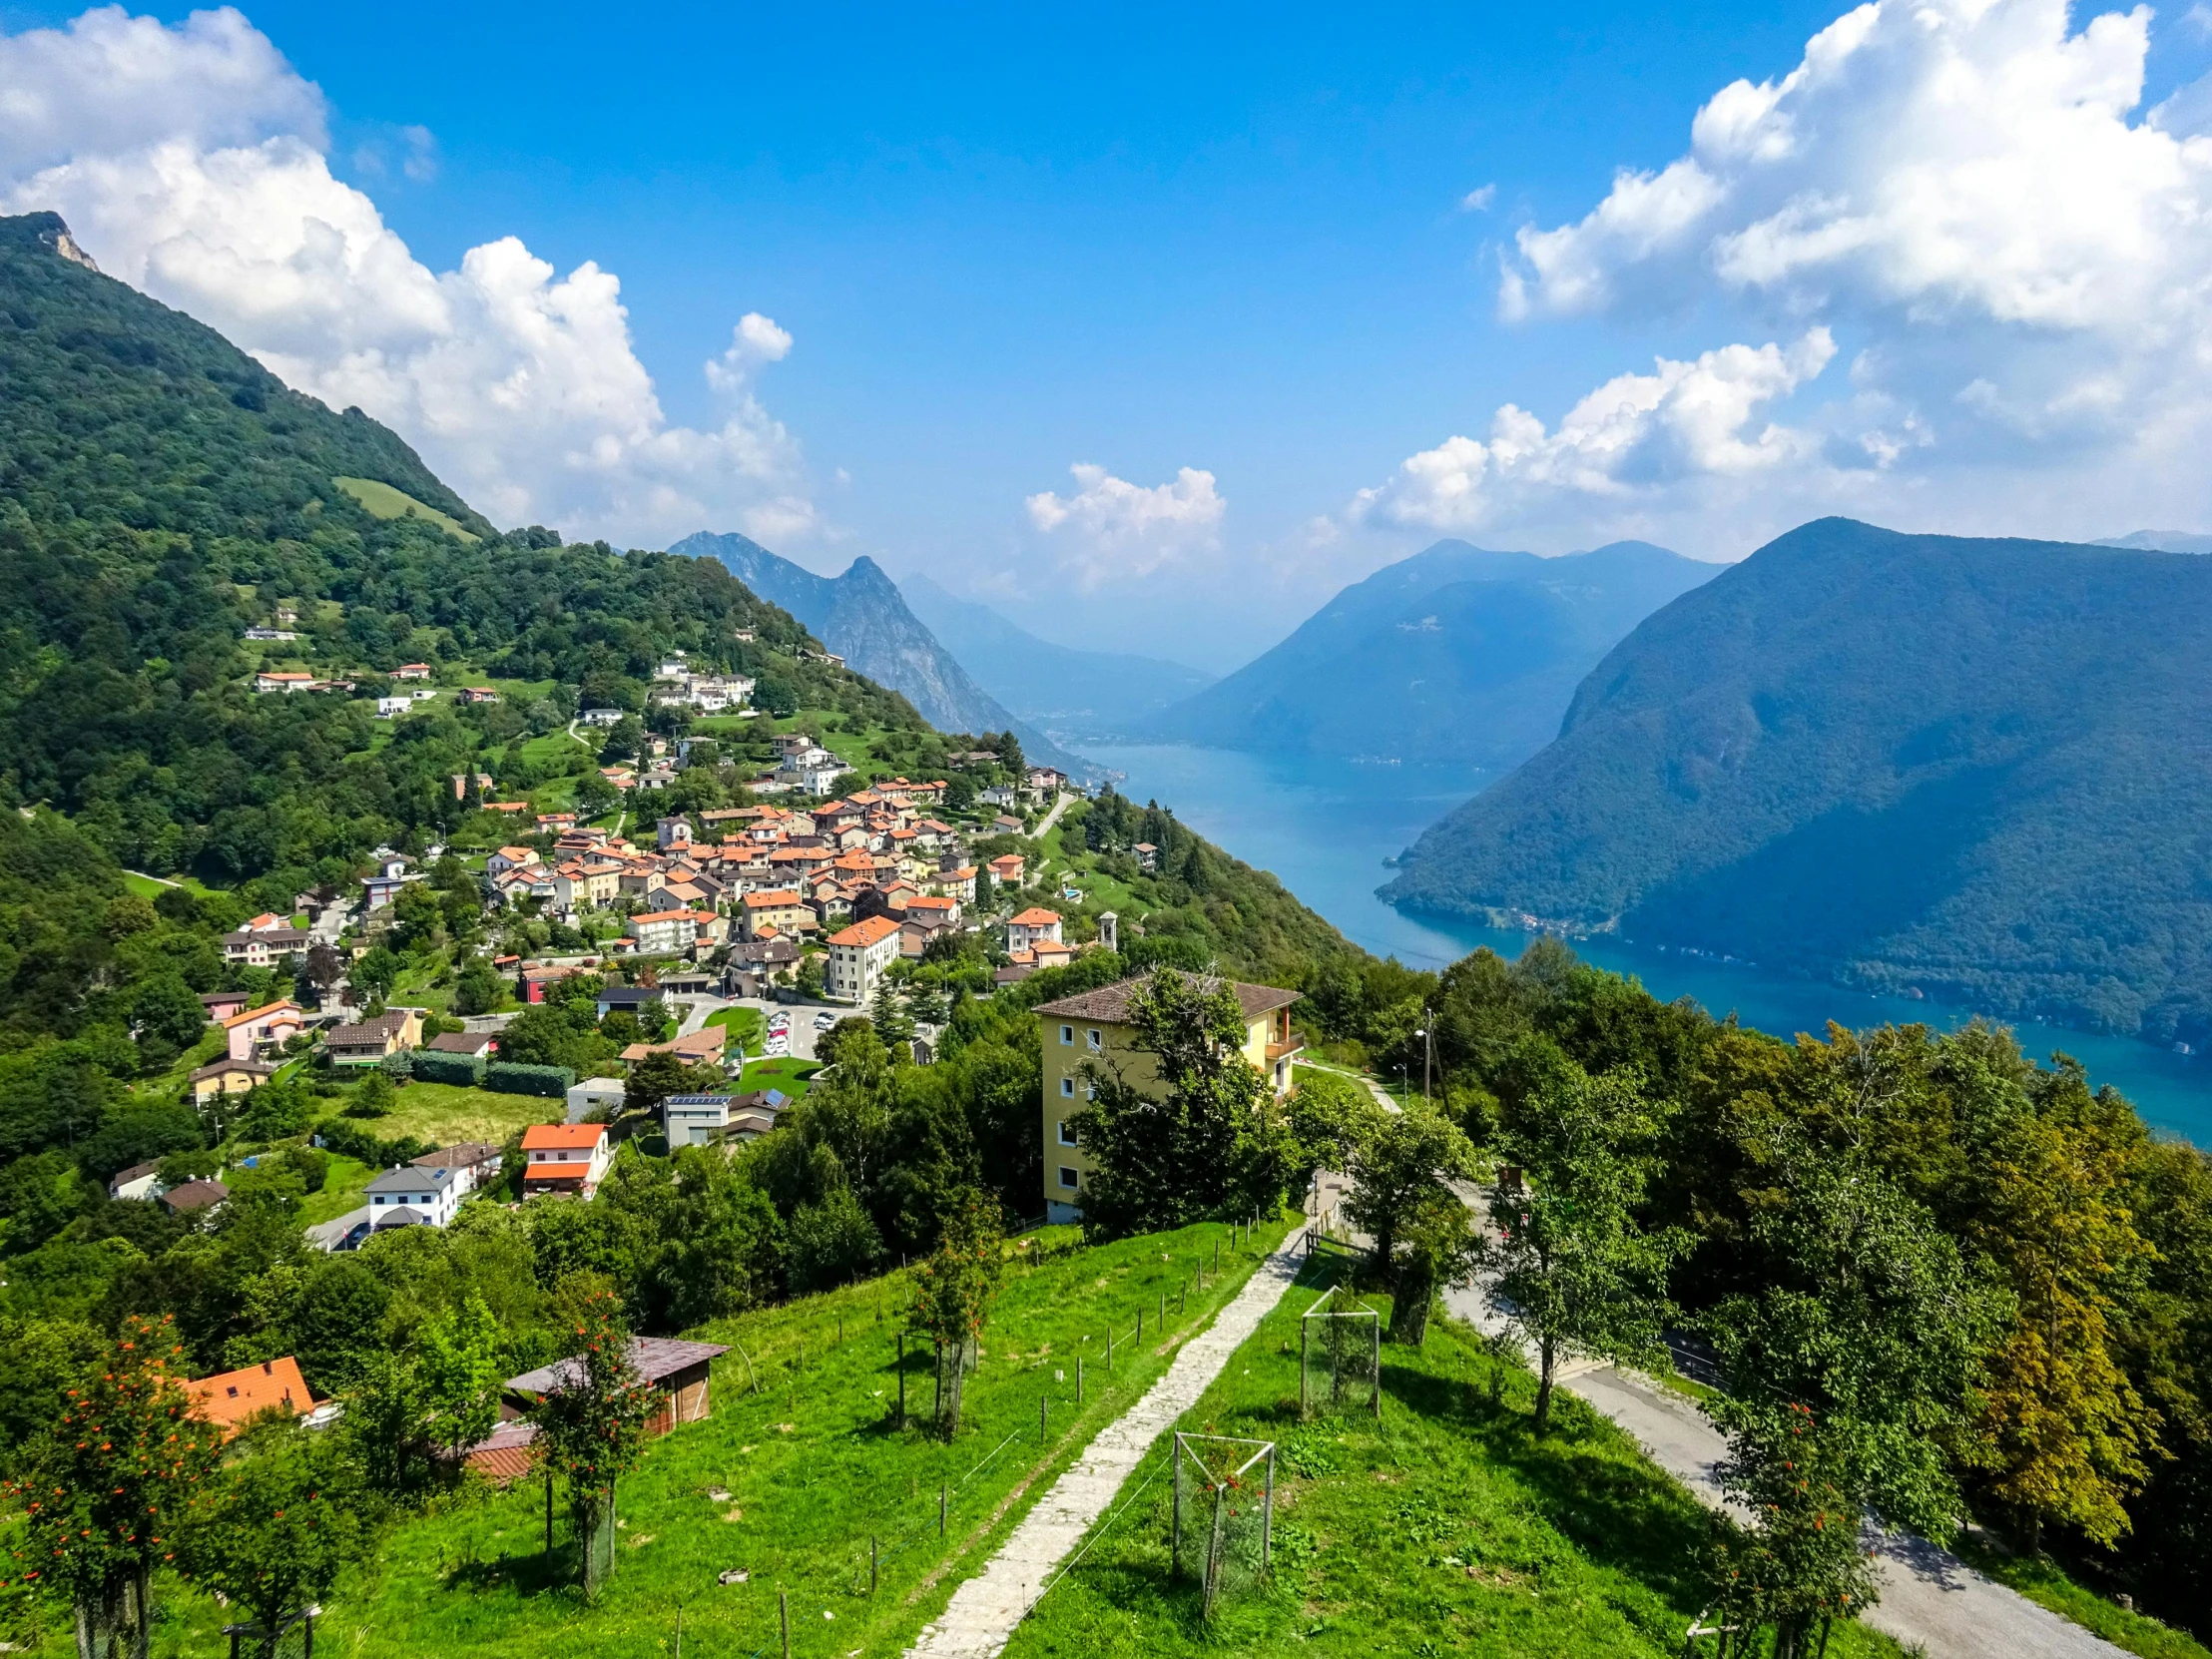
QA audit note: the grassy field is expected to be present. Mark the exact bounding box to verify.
[334,475,480,542]
[116,1216,1297,1659]
[334,1081,565,1148]
[1003,1268,1907,1659]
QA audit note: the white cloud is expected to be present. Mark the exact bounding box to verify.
[1025,463,1226,585]
[1372,0,2212,551]
[1459,183,1497,212]
[0,6,814,546]
[1354,330,1836,531]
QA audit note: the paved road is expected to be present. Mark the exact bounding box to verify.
[1034,790,1076,840]
[1441,1279,2123,1659]
[666,992,829,1064]
[907,1225,1311,1658]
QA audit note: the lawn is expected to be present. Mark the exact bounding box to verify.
[119,1215,1299,1659]
[297,1153,377,1227]
[706,1006,766,1049]
[1003,1267,1908,1659]
[335,1081,565,1149]
[731,1055,821,1099]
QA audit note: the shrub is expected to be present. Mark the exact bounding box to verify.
[410,1052,486,1086]
[484,1061,574,1097]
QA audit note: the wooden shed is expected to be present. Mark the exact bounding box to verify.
[504,1336,729,1437]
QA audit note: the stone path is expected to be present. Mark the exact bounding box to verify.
[906,1225,1311,1658]
[1442,1283,2125,1659]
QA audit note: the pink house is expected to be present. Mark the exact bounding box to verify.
[224,999,304,1062]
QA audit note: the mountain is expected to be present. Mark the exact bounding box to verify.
[668,533,1087,774]
[0,208,922,884]
[1383,517,2212,1041]
[1144,538,1719,769]
[897,572,1216,742]
[2099,530,2212,554]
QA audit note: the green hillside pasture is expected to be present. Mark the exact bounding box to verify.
[334,475,481,542]
[1003,1274,1907,1659]
[123,1216,1296,1659]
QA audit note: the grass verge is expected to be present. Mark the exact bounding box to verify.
[1950,1537,2210,1659]
[331,1081,564,1148]
[1002,1270,1905,1659]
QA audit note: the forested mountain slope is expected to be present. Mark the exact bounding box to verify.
[1384,517,2212,1040]
[1146,537,1717,768]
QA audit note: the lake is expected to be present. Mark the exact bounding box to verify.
[1075,742,2212,1148]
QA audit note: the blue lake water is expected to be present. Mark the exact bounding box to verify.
[1075,743,2212,1148]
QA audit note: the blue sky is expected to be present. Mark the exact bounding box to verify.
[7,0,2212,669]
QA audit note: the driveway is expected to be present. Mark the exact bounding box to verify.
[305,1206,368,1252]
[666,992,828,1064]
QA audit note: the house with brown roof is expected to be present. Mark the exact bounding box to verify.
[324,1007,424,1066]
[504,1336,729,1437]
[425,1029,498,1060]
[253,670,316,694]
[1031,974,1303,1223]
[987,853,1025,886]
[190,1057,277,1107]
[188,1357,312,1438]
[620,1026,727,1070]
[160,1177,231,1218]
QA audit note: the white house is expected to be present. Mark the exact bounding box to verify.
[1006,907,1063,953]
[364,1162,463,1229]
[408,1142,502,1200]
[663,1093,735,1149]
[360,849,409,910]
[580,707,626,727]
[376,696,412,718]
[827,914,902,1004]
[521,1123,614,1199]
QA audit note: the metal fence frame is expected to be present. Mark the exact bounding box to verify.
[1299,1283,1382,1419]
[1170,1431,1277,1616]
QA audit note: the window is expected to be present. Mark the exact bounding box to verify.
[1060,1077,1075,1098]
[1086,1028,1103,1051]
[1058,1165,1080,1190]
[1059,1024,1074,1045]
[1058,1120,1078,1146]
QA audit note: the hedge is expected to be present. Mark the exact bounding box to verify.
[485,1061,575,1097]
[411,1051,486,1086]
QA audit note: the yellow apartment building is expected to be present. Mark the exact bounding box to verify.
[1032,974,1301,1223]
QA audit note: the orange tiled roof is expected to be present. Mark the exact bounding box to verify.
[522,1123,608,1151]
[188,1356,310,1434]
[829,915,902,948]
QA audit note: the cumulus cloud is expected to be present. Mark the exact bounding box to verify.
[1025,463,1226,585]
[0,6,814,546]
[1354,331,1836,531]
[1365,0,2212,549]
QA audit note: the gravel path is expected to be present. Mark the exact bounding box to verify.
[905,1226,1311,1658]
[1441,1283,2125,1659]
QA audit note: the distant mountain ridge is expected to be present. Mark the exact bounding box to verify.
[897,573,1216,743]
[1383,517,2212,1042]
[2098,530,2212,554]
[1143,538,1719,770]
[669,532,1087,775]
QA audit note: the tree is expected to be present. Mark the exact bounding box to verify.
[1965,1087,2159,1550]
[180,1425,375,1656]
[417,1293,504,1458]
[625,1049,714,1118]
[350,946,400,1000]
[132,975,209,1055]
[1072,969,1288,1239]
[574,772,620,821]
[870,979,914,1053]
[301,942,345,1004]
[532,1291,656,1597]
[1705,1403,1881,1659]
[1706,1147,1998,1545]
[1345,1106,1480,1344]
[1283,1068,1386,1201]
[907,1188,1005,1436]
[452,956,501,1016]
[788,1185,885,1291]
[1481,1065,1688,1432]
[4,1316,222,1659]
